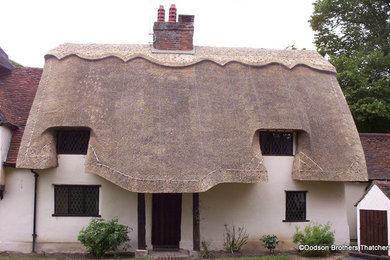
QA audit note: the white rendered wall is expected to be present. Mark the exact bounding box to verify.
[199,156,350,251]
[356,185,390,255]
[344,182,368,240]
[0,167,34,252]
[0,155,350,253]
[0,155,139,253]
[0,126,12,185]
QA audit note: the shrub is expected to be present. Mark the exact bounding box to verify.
[78,217,131,257]
[293,223,335,257]
[201,241,211,258]
[223,224,249,253]
[260,234,279,254]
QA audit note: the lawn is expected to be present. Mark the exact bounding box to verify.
[0,256,291,260]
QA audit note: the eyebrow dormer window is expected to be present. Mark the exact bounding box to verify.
[56,130,90,154]
[260,131,293,156]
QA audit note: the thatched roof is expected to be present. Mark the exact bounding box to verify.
[16,43,367,193]
[46,43,336,72]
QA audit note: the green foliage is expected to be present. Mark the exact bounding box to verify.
[310,0,390,132]
[10,60,22,67]
[331,50,390,132]
[201,241,211,258]
[310,0,390,56]
[293,223,335,257]
[78,217,131,257]
[223,224,249,253]
[260,235,279,254]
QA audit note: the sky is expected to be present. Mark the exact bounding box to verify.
[1,0,317,68]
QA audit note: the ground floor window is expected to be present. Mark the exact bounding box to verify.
[283,191,308,222]
[53,185,100,217]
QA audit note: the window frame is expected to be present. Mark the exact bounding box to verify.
[52,184,101,217]
[259,131,294,156]
[56,129,90,155]
[283,190,309,222]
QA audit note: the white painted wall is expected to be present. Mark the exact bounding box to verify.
[200,156,350,251]
[0,155,350,253]
[356,185,390,256]
[0,126,12,185]
[0,155,138,253]
[0,167,34,252]
[344,182,368,239]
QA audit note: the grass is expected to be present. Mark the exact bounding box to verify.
[0,256,118,260]
[208,257,290,260]
[0,256,291,260]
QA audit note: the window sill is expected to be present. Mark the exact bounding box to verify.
[283,220,310,222]
[52,214,101,217]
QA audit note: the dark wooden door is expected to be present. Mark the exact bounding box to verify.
[360,209,388,256]
[152,193,182,250]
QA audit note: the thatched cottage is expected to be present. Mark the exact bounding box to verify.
[0,5,368,255]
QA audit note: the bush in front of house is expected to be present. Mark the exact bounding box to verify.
[223,224,249,253]
[260,234,280,254]
[293,222,335,257]
[78,217,131,257]
[201,241,211,258]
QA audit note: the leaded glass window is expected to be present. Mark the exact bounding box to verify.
[284,191,307,222]
[53,185,100,216]
[260,131,293,155]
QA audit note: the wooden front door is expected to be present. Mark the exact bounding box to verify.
[152,193,182,250]
[360,209,388,256]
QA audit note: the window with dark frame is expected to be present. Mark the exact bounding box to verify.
[56,130,90,154]
[284,191,308,222]
[260,131,293,155]
[53,185,100,217]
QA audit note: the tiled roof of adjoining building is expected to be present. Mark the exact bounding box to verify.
[360,133,390,180]
[0,67,42,165]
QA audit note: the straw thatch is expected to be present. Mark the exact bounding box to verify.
[16,44,367,193]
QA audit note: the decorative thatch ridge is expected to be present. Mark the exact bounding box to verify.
[46,43,336,73]
[16,44,367,193]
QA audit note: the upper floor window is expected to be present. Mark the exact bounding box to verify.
[56,130,90,154]
[260,131,293,156]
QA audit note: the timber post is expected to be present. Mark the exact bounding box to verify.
[137,193,146,250]
[193,193,200,251]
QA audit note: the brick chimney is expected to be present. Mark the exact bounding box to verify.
[153,4,195,53]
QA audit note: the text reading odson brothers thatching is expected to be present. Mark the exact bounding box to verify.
[299,244,390,251]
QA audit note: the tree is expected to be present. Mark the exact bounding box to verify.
[310,0,390,132]
[10,60,23,67]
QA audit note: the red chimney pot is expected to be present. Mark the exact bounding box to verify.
[158,5,165,22]
[169,4,177,22]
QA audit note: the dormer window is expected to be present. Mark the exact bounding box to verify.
[260,131,293,156]
[56,130,90,154]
